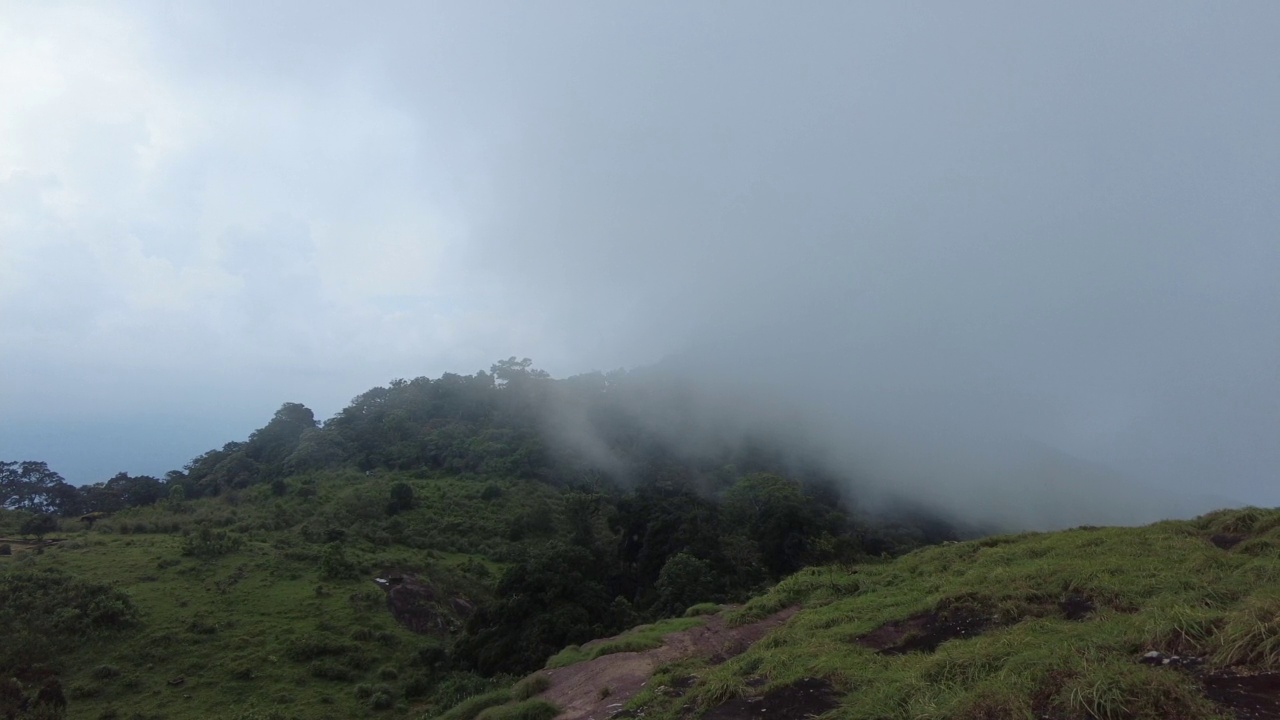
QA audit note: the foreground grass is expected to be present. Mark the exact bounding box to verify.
[543,617,705,669]
[634,508,1280,720]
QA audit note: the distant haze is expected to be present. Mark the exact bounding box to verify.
[2,2,1277,526]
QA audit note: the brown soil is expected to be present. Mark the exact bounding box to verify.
[702,677,838,720]
[540,608,798,720]
[1203,670,1280,720]
[1211,534,1247,551]
[375,573,472,636]
[855,592,1097,655]
[856,607,991,654]
[1057,593,1096,621]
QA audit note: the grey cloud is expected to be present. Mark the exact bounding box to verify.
[3,2,1277,522]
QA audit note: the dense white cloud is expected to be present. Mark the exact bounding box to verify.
[0,2,508,428]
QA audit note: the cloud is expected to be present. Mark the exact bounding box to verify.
[1,1,1277,522]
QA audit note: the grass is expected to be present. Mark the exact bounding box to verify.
[0,470,554,720]
[543,616,705,669]
[474,699,558,720]
[634,507,1280,720]
[683,602,722,617]
[434,689,513,720]
[511,673,551,701]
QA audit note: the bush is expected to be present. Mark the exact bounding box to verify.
[377,665,399,680]
[286,633,360,662]
[91,665,121,680]
[437,690,512,720]
[512,674,550,701]
[476,699,559,720]
[369,685,396,710]
[309,660,355,681]
[67,680,103,699]
[353,683,373,700]
[320,543,359,580]
[180,526,244,558]
[403,673,435,699]
[0,544,10,556]
[684,602,722,617]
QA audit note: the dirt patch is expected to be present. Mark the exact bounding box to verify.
[856,608,991,654]
[857,592,1098,655]
[1203,670,1280,720]
[702,677,838,720]
[541,607,797,720]
[1211,534,1247,551]
[1057,593,1095,621]
[375,573,472,636]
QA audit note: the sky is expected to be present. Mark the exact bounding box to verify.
[1,2,1277,518]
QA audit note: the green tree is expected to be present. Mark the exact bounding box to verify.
[722,473,819,576]
[20,514,57,542]
[1,461,79,515]
[653,552,714,616]
[387,482,414,515]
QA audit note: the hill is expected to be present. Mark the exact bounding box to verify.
[447,507,1280,720]
[0,361,951,720]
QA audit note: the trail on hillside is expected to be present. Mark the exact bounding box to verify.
[540,608,798,720]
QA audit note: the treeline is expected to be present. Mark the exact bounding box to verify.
[5,358,855,516]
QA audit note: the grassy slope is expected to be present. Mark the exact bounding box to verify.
[612,507,1280,720]
[543,617,706,669]
[0,471,567,720]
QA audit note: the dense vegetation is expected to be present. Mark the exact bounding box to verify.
[0,360,953,720]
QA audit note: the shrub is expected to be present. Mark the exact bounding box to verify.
[309,660,355,681]
[476,699,559,720]
[286,633,360,662]
[403,673,435,699]
[320,543,359,580]
[180,526,244,558]
[437,690,512,720]
[354,683,373,700]
[377,665,399,680]
[91,665,121,680]
[684,602,722,617]
[369,685,396,710]
[67,681,103,699]
[512,674,550,701]
[0,544,10,556]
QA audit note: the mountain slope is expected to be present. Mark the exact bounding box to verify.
[461,507,1280,720]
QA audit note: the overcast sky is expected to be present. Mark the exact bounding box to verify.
[1,2,1277,514]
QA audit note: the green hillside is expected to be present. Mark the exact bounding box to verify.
[604,507,1280,720]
